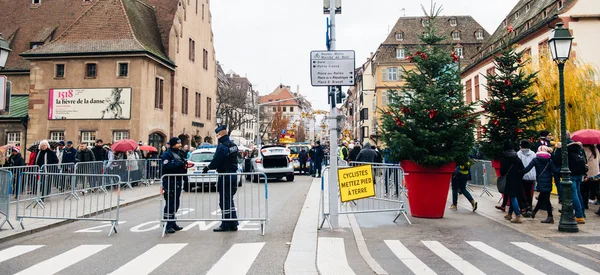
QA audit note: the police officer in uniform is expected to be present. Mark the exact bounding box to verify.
[204,125,239,232]
[161,137,187,234]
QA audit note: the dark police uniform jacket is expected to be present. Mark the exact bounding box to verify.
[161,148,187,186]
[208,135,238,173]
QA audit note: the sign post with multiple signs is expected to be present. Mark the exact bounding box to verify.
[310,50,355,87]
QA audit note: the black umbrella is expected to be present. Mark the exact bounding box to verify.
[28,140,61,152]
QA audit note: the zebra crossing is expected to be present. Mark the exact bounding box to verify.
[318,237,600,275]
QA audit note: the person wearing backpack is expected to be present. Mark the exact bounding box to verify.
[555,132,586,224]
[522,146,560,224]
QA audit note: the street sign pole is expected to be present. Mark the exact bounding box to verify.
[327,0,339,229]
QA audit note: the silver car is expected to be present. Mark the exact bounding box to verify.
[244,145,295,182]
[186,147,243,192]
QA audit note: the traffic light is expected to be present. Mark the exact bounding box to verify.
[336,86,345,104]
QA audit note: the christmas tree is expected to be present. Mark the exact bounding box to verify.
[381,7,475,167]
[479,33,542,160]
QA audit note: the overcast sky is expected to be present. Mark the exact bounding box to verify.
[211,0,520,112]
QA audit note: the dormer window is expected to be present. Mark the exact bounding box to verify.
[32,0,41,4]
[526,3,531,12]
[452,31,460,41]
[503,20,507,27]
[396,48,405,59]
[558,0,564,9]
[449,18,457,27]
[422,19,430,27]
[543,10,548,18]
[525,21,531,31]
[475,30,484,40]
[515,11,520,19]
[396,31,404,41]
[30,42,43,49]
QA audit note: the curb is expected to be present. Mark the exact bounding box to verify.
[0,193,159,243]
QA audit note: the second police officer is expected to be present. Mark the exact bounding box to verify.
[204,125,240,232]
[161,137,187,234]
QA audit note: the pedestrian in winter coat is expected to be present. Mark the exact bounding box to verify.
[76,143,96,162]
[554,134,586,222]
[61,141,78,164]
[56,141,65,164]
[312,142,325,177]
[349,142,361,162]
[449,160,477,212]
[582,144,599,210]
[298,147,308,175]
[522,146,560,224]
[356,142,377,163]
[7,147,25,167]
[500,140,525,223]
[533,130,552,153]
[35,140,59,197]
[517,140,537,214]
[91,139,108,161]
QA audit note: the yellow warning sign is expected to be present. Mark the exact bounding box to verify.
[338,165,375,202]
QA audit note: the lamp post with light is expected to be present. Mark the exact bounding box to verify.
[549,22,578,233]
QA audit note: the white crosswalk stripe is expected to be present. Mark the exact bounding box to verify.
[317,237,356,275]
[467,241,546,275]
[108,243,187,275]
[422,241,485,275]
[580,244,600,253]
[513,242,600,275]
[206,242,266,275]
[0,245,44,264]
[14,245,111,275]
[384,240,436,275]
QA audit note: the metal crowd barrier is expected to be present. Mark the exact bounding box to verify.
[0,170,14,229]
[104,160,142,190]
[159,172,268,237]
[1,165,40,201]
[468,160,496,197]
[42,163,77,194]
[145,158,162,184]
[319,163,410,230]
[15,173,122,236]
[75,161,110,193]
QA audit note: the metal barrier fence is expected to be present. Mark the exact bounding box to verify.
[15,173,122,236]
[75,161,110,193]
[42,163,77,195]
[468,160,496,197]
[0,170,14,229]
[145,158,162,184]
[319,163,410,230]
[159,172,268,237]
[104,160,147,189]
[0,165,40,201]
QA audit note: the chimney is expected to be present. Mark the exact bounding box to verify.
[370,52,374,60]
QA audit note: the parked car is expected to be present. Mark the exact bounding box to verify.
[244,145,295,182]
[185,147,243,192]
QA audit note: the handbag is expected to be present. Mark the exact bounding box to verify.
[497,164,513,193]
[536,163,549,182]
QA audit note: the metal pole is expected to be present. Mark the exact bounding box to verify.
[328,0,339,229]
[557,62,578,233]
[256,104,260,150]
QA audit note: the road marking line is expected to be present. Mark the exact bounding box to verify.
[317,237,356,275]
[207,242,265,275]
[579,244,600,253]
[422,241,485,275]
[108,243,187,275]
[467,241,545,275]
[384,240,436,275]
[0,245,44,264]
[14,245,110,275]
[513,242,600,275]
[349,214,388,275]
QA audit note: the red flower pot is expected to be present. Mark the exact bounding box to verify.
[491,159,501,177]
[401,161,456,218]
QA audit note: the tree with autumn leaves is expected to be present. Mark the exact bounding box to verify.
[381,10,475,167]
[479,42,543,160]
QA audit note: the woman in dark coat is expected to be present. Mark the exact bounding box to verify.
[522,145,560,223]
[35,140,59,197]
[500,140,525,223]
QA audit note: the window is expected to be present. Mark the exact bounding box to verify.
[6,132,21,145]
[203,49,208,70]
[396,48,405,59]
[81,131,96,144]
[543,10,548,18]
[189,38,195,61]
[113,131,129,141]
[422,19,430,27]
[455,47,463,57]
[503,20,507,27]
[526,3,531,12]
[558,0,563,10]
[395,32,404,41]
[465,79,473,104]
[155,77,164,109]
[30,42,43,49]
[283,107,287,112]
[86,63,97,78]
[525,21,531,31]
[273,107,276,112]
[50,131,65,141]
[206,97,212,120]
[32,0,40,5]
[361,126,369,138]
[118,62,128,77]
[55,64,65,78]
[452,31,460,40]
[474,75,480,101]
[290,107,294,112]
[195,92,202,118]
[182,87,189,115]
[538,39,549,56]
[196,0,198,14]
[476,30,484,40]
[515,11,520,19]
[449,18,457,27]
[360,108,369,120]
[388,68,398,81]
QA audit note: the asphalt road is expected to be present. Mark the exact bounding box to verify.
[0,175,314,275]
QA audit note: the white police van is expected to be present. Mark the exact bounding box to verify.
[186,146,243,192]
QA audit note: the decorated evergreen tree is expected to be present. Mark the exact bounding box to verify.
[479,37,542,160]
[381,8,475,167]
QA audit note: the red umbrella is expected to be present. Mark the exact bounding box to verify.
[571,129,600,144]
[138,145,158,152]
[111,139,139,152]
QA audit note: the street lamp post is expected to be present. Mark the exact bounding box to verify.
[255,97,300,150]
[0,34,12,69]
[549,22,577,233]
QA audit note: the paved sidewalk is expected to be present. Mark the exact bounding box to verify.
[457,185,600,237]
[0,184,160,241]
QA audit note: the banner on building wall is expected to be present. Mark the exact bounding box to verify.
[48,88,132,120]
